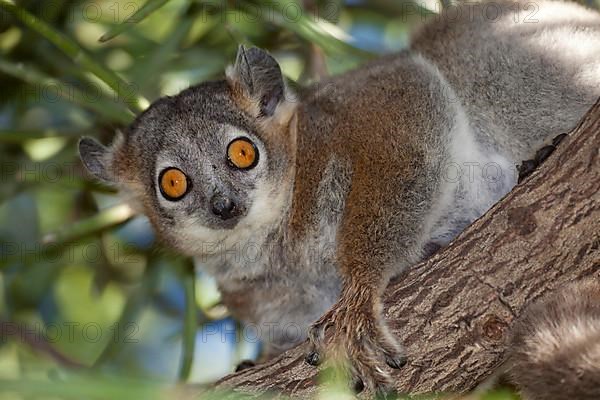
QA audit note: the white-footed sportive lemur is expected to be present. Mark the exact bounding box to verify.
[79,0,600,395]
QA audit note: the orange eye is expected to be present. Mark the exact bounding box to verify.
[159,168,189,201]
[227,138,258,170]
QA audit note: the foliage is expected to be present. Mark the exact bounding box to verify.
[1,0,597,398]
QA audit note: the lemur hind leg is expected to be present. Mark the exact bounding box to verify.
[517,133,568,183]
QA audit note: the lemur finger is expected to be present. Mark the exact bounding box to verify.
[308,311,335,345]
[552,133,568,146]
[373,325,407,369]
[234,359,256,372]
[517,159,538,183]
[374,335,407,369]
[534,145,556,164]
[518,132,569,183]
[384,353,407,369]
[305,313,335,366]
[304,349,321,366]
[351,376,365,393]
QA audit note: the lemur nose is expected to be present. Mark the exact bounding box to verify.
[210,194,236,220]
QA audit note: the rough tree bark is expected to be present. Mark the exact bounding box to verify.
[210,98,600,398]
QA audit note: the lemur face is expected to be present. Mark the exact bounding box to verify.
[78,47,297,256]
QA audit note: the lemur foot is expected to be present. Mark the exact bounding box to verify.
[234,360,256,372]
[305,295,407,395]
[517,133,568,183]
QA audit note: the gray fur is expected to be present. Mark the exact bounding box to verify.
[229,45,286,116]
[411,0,600,160]
[507,279,600,400]
[78,137,113,183]
[79,1,600,390]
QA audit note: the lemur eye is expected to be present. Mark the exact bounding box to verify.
[227,137,258,170]
[159,168,189,201]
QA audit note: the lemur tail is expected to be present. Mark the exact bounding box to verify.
[506,278,600,400]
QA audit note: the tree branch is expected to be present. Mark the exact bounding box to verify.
[209,97,600,398]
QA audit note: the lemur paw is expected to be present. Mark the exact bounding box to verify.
[517,133,568,183]
[305,298,407,395]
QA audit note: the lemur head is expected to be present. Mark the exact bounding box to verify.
[78,46,297,255]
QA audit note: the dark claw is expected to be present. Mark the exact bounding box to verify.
[552,133,568,146]
[352,376,365,393]
[518,133,569,183]
[517,159,538,183]
[385,353,407,369]
[305,350,321,366]
[534,145,556,164]
[235,359,256,372]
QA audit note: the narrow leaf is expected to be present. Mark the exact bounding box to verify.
[0,128,82,143]
[178,261,198,382]
[0,0,148,113]
[238,0,375,58]
[0,60,134,124]
[41,203,135,246]
[0,376,163,400]
[99,0,172,43]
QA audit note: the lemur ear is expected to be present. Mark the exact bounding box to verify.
[227,45,287,118]
[78,137,115,183]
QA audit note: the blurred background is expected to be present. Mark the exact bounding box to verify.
[0,0,598,398]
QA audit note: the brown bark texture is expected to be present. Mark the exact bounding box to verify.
[210,98,600,398]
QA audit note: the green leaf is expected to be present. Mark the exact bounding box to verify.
[178,260,197,382]
[0,128,82,143]
[0,60,134,124]
[237,0,375,58]
[0,204,133,269]
[0,0,148,113]
[92,259,160,368]
[41,203,135,246]
[135,8,195,90]
[99,0,173,43]
[0,375,164,400]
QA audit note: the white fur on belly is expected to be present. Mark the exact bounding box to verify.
[427,100,517,246]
